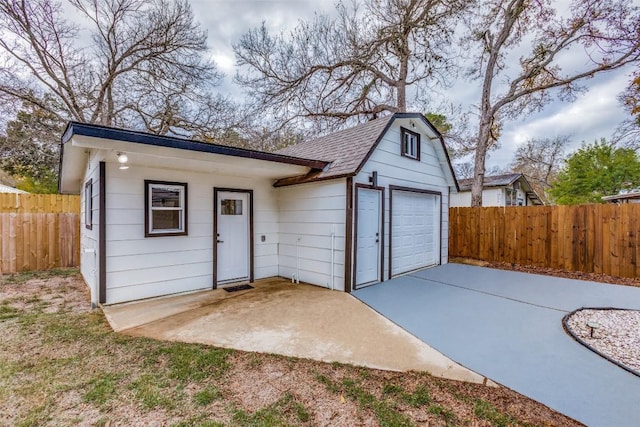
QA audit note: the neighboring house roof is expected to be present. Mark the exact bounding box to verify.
[274,112,458,188]
[456,173,543,205]
[0,184,28,194]
[602,190,640,202]
[457,173,524,191]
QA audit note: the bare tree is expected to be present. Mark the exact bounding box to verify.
[465,0,640,206]
[234,0,471,133]
[454,161,506,180]
[510,136,567,203]
[614,73,640,150]
[0,0,232,138]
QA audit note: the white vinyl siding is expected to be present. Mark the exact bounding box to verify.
[450,188,504,207]
[80,152,103,306]
[277,179,347,290]
[104,162,280,304]
[355,118,451,280]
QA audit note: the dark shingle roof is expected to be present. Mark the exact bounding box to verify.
[274,115,395,186]
[457,173,523,191]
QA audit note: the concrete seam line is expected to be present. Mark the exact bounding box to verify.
[408,274,569,313]
[562,307,640,379]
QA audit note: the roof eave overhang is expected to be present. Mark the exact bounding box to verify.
[63,122,328,169]
[58,122,329,194]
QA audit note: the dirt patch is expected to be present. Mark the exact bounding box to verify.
[0,270,582,426]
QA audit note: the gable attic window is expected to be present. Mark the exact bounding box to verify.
[84,179,93,229]
[401,127,421,160]
[145,180,188,237]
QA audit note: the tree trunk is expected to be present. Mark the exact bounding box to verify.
[396,44,409,112]
[471,113,493,207]
[397,82,406,112]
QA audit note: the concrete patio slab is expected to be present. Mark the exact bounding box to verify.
[354,264,640,427]
[102,277,488,384]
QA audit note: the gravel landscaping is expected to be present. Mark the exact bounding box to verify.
[565,309,640,375]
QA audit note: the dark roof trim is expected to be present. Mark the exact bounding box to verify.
[352,113,459,191]
[62,122,328,170]
[274,172,351,187]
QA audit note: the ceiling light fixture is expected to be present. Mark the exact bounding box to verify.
[117,152,129,170]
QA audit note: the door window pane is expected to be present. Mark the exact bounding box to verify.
[221,199,242,215]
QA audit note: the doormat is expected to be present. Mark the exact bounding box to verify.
[223,284,254,293]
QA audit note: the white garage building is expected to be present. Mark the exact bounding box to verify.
[59,112,458,305]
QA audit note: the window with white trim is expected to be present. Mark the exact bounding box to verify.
[145,180,188,237]
[401,127,420,160]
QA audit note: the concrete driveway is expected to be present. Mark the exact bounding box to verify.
[354,264,640,427]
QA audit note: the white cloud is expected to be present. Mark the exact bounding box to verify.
[211,51,235,74]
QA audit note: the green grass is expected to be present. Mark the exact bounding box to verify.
[314,373,340,393]
[428,404,457,425]
[474,399,520,426]
[344,378,414,427]
[381,382,431,407]
[172,419,225,427]
[4,300,229,422]
[14,401,53,427]
[0,268,79,286]
[128,374,175,410]
[401,385,431,407]
[0,302,20,320]
[84,374,121,406]
[193,385,222,406]
[146,344,231,382]
[0,269,564,427]
[318,376,455,427]
[231,393,310,426]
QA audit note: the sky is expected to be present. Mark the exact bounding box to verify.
[177,1,636,168]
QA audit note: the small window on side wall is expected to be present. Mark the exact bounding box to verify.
[84,179,93,230]
[401,127,421,160]
[145,180,188,237]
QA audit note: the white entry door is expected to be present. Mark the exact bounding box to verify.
[391,190,439,276]
[216,191,250,283]
[355,187,382,288]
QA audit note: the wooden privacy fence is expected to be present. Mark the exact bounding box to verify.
[449,204,640,278]
[0,194,80,274]
[0,193,80,213]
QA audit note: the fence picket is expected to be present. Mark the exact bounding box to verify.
[0,194,80,273]
[449,204,640,279]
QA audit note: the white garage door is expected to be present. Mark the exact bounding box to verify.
[391,190,440,276]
